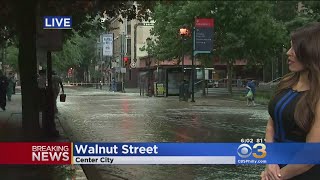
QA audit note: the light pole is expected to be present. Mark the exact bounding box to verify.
[191,27,196,102]
[179,25,190,75]
[146,37,152,97]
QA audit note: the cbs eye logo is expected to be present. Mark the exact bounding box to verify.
[237,143,267,159]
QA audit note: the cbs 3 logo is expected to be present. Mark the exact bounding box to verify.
[237,143,267,159]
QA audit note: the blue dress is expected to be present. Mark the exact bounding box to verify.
[268,88,320,179]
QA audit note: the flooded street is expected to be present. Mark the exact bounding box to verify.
[59,87,269,179]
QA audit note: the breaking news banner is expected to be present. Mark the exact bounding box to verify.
[0,142,71,164]
[1,143,320,165]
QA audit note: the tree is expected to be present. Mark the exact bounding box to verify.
[150,1,287,94]
[5,44,18,71]
[52,33,82,72]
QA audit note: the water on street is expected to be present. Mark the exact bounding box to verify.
[58,86,269,180]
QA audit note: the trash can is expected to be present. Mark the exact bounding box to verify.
[116,82,123,92]
[179,84,184,101]
[179,81,189,101]
[184,81,190,100]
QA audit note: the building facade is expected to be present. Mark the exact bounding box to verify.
[107,16,154,88]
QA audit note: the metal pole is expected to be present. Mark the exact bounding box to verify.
[100,34,103,87]
[191,27,195,102]
[100,62,103,90]
[46,51,56,134]
[148,56,152,97]
[181,38,185,100]
[139,75,141,96]
[182,38,184,74]
[121,33,125,92]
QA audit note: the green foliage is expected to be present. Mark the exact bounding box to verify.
[5,44,18,71]
[90,68,102,79]
[303,1,320,21]
[150,1,295,93]
[139,37,156,58]
[272,1,299,22]
[52,30,98,74]
[150,1,288,66]
[52,32,80,71]
[151,1,202,60]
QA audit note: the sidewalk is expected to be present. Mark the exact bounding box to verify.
[0,94,87,180]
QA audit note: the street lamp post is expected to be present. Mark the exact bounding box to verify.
[179,25,190,75]
[146,37,152,97]
[179,25,191,101]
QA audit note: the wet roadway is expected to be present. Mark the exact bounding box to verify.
[58,86,269,180]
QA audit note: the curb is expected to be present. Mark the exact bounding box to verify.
[56,115,104,180]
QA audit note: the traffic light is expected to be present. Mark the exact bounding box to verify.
[123,56,129,67]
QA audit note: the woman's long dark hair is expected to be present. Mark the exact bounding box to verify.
[276,22,320,132]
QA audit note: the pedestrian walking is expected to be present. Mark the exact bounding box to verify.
[52,71,64,114]
[245,79,256,106]
[37,69,47,111]
[6,73,15,101]
[111,78,116,92]
[261,22,320,180]
[0,71,8,111]
[12,74,17,94]
[245,87,254,106]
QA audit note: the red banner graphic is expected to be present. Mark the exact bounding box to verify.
[0,142,72,164]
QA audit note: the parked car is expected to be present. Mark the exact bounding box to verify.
[214,80,219,88]
[206,80,214,88]
[205,80,220,88]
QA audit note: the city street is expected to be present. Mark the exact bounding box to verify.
[58,86,269,180]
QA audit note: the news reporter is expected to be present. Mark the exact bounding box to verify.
[261,23,320,180]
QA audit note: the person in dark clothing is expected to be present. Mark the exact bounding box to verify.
[52,71,64,114]
[38,69,47,128]
[0,71,8,111]
[261,23,320,180]
[6,73,14,101]
[12,74,16,94]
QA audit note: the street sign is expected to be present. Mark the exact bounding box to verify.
[195,28,213,52]
[130,62,136,68]
[121,68,126,73]
[102,33,113,56]
[194,18,214,54]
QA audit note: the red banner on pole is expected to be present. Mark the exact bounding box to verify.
[195,18,214,28]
